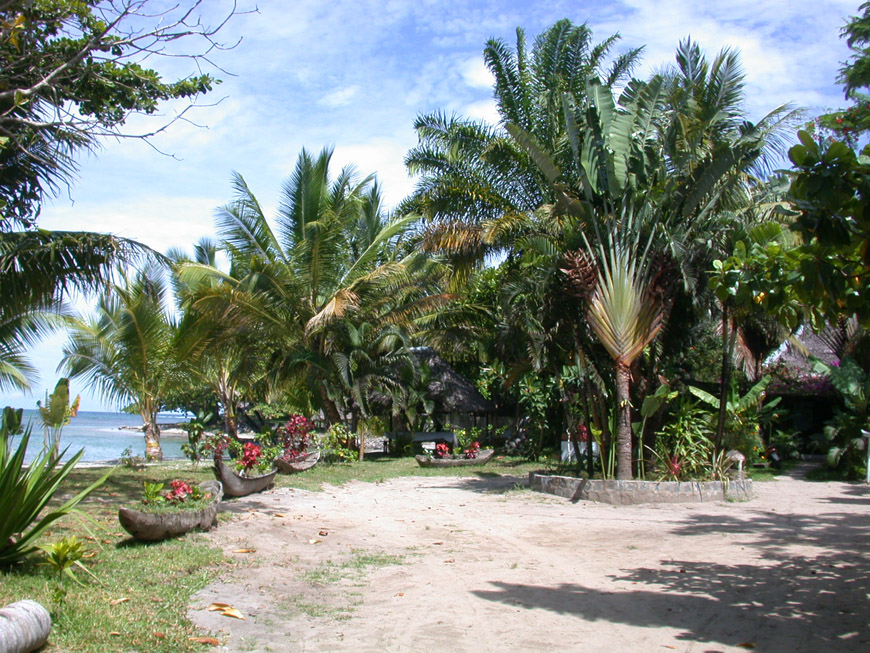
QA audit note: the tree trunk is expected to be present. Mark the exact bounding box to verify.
[223,411,238,440]
[716,305,738,452]
[144,415,162,461]
[0,600,51,653]
[615,361,633,480]
[319,384,343,426]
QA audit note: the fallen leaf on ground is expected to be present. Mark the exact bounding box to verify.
[737,644,756,650]
[433,542,444,545]
[207,603,246,620]
[395,592,404,597]
[308,539,322,544]
[220,608,246,620]
[207,603,233,611]
[109,597,129,606]
[318,530,328,536]
[232,548,256,554]
[153,632,165,639]
[109,632,121,636]
[189,637,220,645]
[273,513,286,518]
[444,559,455,563]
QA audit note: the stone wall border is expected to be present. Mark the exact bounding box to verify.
[529,472,753,505]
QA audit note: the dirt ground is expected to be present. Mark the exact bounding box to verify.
[189,466,870,652]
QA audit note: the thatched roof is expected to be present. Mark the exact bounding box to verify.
[765,326,839,374]
[410,347,494,415]
[764,326,838,396]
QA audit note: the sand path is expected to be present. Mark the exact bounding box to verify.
[189,467,869,652]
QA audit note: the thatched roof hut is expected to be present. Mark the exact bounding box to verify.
[409,347,494,415]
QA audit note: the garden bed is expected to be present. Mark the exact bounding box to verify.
[528,472,753,504]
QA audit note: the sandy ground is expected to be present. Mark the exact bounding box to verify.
[188,466,870,652]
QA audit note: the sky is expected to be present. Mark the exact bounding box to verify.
[1,0,860,411]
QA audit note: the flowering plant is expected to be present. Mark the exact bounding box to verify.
[274,415,314,462]
[463,441,480,459]
[140,480,212,510]
[434,442,450,458]
[202,433,279,476]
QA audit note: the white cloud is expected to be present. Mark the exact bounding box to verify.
[461,56,495,88]
[464,99,500,124]
[318,85,361,107]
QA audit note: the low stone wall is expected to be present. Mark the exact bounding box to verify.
[528,472,753,505]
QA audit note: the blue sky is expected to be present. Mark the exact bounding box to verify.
[1,0,859,411]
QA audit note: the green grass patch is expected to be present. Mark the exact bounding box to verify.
[1,465,227,652]
[271,453,545,492]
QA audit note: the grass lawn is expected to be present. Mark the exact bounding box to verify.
[0,453,545,651]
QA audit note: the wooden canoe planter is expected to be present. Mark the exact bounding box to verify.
[415,449,495,468]
[213,461,277,497]
[118,480,223,541]
[274,450,320,474]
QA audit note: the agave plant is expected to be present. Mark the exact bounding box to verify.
[0,410,111,566]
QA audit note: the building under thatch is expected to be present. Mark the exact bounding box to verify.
[408,347,494,417]
[764,326,839,436]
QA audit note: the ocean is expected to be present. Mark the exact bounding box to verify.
[6,410,187,463]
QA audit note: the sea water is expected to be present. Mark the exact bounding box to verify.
[6,410,186,463]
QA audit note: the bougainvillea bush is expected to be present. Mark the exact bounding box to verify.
[274,415,315,462]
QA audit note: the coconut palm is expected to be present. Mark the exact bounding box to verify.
[181,147,447,426]
[0,230,147,390]
[61,265,179,460]
[169,238,265,438]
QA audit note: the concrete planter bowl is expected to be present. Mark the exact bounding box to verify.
[529,472,753,505]
[118,480,223,541]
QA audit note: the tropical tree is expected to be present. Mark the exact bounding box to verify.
[180,147,447,428]
[0,0,237,226]
[406,22,797,476]
[403,19,643,274]
[170,238,264,439]
[0,230,149,390]
[61,265,180,460]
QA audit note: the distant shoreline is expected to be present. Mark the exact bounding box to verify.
[118,423,188,437]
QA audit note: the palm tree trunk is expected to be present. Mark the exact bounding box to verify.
[716,305,738,452]
[319,384,343,425]
[144,411,162,461]
[615,361,633,480]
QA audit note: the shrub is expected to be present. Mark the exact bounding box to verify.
[321,424,358,463]
[0,409,111,566]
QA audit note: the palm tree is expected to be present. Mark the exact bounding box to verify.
[181,147,447,427]
[0,230,147,390]
[61,265,179,460]
[169,238,265,439]
[403,20,642,274]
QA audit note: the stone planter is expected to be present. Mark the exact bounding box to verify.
[213,461,276,497]
[529,472,753,505]
[118,480,223,541]
[415,449,495,468]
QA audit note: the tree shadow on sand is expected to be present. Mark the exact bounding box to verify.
[472,551,869,651]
